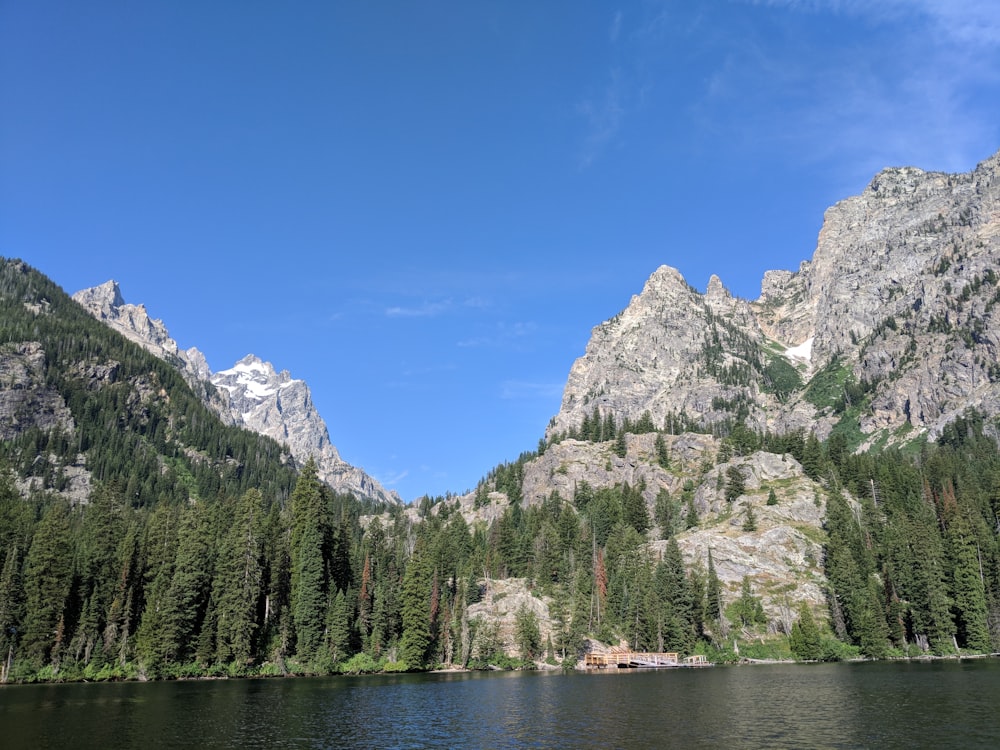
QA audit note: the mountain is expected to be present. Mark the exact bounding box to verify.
[548,149,1000,451]
[72,282,400,505]
[0,258,298,506]
[210,355,400,504]
[442,149,1000,630]
[4,151,1000,682]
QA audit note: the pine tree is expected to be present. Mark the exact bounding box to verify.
[21,502,74,668]
[654,433,671,469]
[622,483,650,536]
[289,460,331,662]
[705,551,722,623]
[399,538,433,670]
[156,503,215,666]
[789,603,823,660]
[731,576,765,627]
[213,488,265,665]
[134,503,180,674]
[947,514,991,652]
[326,589,352,664]
[514,604,541,660]
[0,544,24,668]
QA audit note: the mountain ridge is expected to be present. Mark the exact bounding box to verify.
[72,281,401,505]
[548,148,1000,452]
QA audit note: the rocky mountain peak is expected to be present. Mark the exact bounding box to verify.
[73,279,126,314]
[549,147,1000,450]
[705,273,730,304]
[74,283,401,505]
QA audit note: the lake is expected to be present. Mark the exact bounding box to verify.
[2,660,999,749]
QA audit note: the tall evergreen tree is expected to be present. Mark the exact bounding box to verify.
[789,603,823,660]
[399,537,433,670]
[21,502,73,668]
[213,488,265,665]
[289,460,331,661]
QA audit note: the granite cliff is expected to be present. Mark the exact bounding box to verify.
[72,282,400,505]
[549,150,1000,449]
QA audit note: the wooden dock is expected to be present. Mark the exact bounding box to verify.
[583,648,711,669]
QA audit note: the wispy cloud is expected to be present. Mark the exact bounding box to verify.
[702,0,1000,184]
[610,10,623,43]
[384,296,491,319]
[385,300,453,318]
[500,380,565,400]
[457,321,537,349]
[576,68,627,169]
[378,469,409,487]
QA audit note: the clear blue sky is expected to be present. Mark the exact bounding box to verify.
[3,1,999,502]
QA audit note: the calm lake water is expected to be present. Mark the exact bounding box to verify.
[2,660,999,749]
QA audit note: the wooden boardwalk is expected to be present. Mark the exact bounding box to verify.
[583,648,711,669]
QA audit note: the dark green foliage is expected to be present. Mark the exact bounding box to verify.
[399,538,433,670]
[7,258,1000,679]
[514,604,541,660]
[724,465,745,502]
[213,489,265,664]
[789,604,823,660]
[20,502,73,668]
[730,576,766,627]
[705,551,722,623]
[762,354,802,401]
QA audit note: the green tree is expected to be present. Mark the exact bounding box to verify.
[0,544,25,668]
[326,589,353,664]
[213,488,265,665]
[622,483,650,536]
[399,538,433,670]
[725,465,745,503]
[946,514,991,652]
[514,603,541,661]
[289,460,331,661]
[21,502,74,668]
[156,503,216,666]
[789,604,823,660]
[730,576,766,628]
[654,433,671,469]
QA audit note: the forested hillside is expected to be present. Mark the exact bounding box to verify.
[2,257,1000,683]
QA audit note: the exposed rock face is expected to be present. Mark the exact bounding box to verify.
[211,356,400,505]
[519,432,826,620]
[72,281,230,419]
[548,266,782,439]
[0,341,74,441]
[548,149,1000,449]
[73,282,400,505]
[467,578,555,662]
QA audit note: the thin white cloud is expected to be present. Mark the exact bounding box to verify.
[749,0,1000,47]
[702,0,1000,184]
[576,68,626,169]
[384,300,452,318]
[378,469,409,487]
[457,321,538,348]
[610,10,623,43]
[384,295,490,319]
[500,380,565,400]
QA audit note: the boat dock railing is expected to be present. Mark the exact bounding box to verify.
[583,648,711,669]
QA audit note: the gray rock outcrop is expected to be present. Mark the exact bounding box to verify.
[73,282,400,505]
[548,149,1000,450]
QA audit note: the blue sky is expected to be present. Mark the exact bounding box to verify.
[2,1,999,502]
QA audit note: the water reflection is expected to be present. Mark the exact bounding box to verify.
[2,660,999,749]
